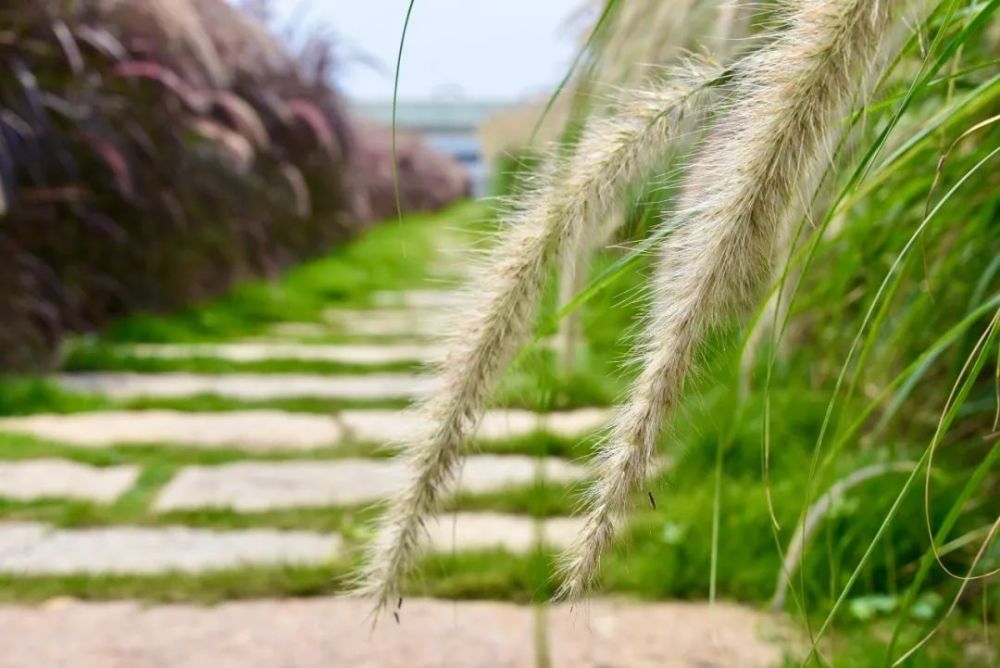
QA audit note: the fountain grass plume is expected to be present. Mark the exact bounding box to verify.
[557,0,899,600]
[598,0,698,86]
[357,65,718,616]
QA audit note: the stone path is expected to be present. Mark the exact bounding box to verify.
[0,460,138,503]
[547,600,791,667]
[373,288,468,308]
[0,598,791,668]
[0,514,585,576]
[56,371,436,401]
[0,523,341,574]
[336,406,607,444]
[0,232,793,665]
[425,513,584,552]
[0,410,346,451]
[120,342,446,365]
[153,455,588,512]
[323,308,453,338]
[0,407,608,451]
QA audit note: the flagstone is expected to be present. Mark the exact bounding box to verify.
[372,289,466,309]
[0,460,138,503]
[56,372,434,401]
[0,408,610,452]
[265,322,332,339]
[322,308,451,338]
[424,513,538,554]
[0,410,344,451]
[0,598,537,668]
[541,408,610,438]
[0,598,794,668]
[121,342,444,365]
[0,523,340,575]
[337,408,573,444]
[425,513,586,554]
[547,599,790,667]
[541,516,588,551]
[542,457,592,485]
[154,455,588,512]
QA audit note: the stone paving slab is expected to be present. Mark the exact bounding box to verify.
[121,342,446,365]
[0,408,609,452]
[264,322,336,339]
[0,460,138,503]
[541,516,588,551]
[0,410,344,451]
[425,512,538,554]
[541,408,610,438]
[154,455,589,512]
[0,598,537,668]
[426,513,585,553]
[0,523,340,575]
[547,599,790,667]
[338,407,609,444]
[0,597,791,668]
[541,457,593,486]
[372,289,467,309]
[322,308,452,338]
[56,372,435,401]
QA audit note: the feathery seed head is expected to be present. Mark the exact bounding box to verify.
[557,0,900,599]
[356,69,716,617]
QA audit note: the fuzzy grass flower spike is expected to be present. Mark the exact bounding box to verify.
[361,0,919,615]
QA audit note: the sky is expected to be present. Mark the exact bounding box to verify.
[268,0,588,102]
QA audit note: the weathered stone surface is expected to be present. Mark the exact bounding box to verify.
[541,516,587,551]
[475,411,546,441]
[0,408,610,452]
[0,597,793,668]
[264,322,332,339]
[336,408,425,443]
[541,408,609,438]
[0,598,537,668]
[154,460,405,512]
[547,599,790,667]
[0,410,344,451]
[154,455,588,512]
[455,455,586,494]
[322,308,450,338]
[425,513,586,554]
[542,457,591,486]
[372,289,466,309]
[0,523,340,575]
[337,408,607,444]
[424,513,538,554]
[0,460,138,503]
[122,342,444,365]
[56,372,435,401]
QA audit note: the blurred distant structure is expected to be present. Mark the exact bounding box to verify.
[353,100,512,197]
[479,96,572,165]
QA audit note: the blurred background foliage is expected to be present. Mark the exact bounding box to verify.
[0,0,468,371]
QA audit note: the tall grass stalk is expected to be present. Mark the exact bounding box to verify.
[557,0,901,599]
[358,71,712,614]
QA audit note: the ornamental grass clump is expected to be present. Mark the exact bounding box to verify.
[357,66,716,613]
[361,5,1000,649]
[558,0,900,598]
